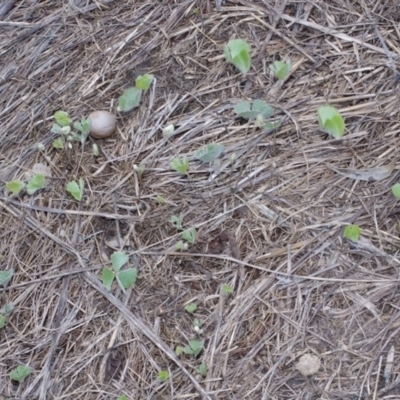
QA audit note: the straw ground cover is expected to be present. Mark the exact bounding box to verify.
[1,0,400,398]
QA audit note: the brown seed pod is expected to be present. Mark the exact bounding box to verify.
[88,110,116,139]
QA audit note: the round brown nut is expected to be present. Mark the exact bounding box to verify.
[88,110,116,139]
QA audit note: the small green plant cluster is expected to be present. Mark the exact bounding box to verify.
[10,364,31,383]
[6,174,46,196]
[175,339,204,357]
[52,111,90,149]
[343,224,361,243]
[224,38,345,138]
[102,251,138,291]
[171,214,197,250]
[117,73,154,112]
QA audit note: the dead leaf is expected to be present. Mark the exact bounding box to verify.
[328,160,395,181]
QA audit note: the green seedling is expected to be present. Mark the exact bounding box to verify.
[134,164,146,175]
[6,180,25,195]
[171,214,184,230]
[182,228,197,244]
[102,251,138,291]
[197,363,208,376]
[26,174,46,195]
[170,157,189,174]
[194,144,225,163]
[66,179,84,201]
[135,74,154,91]
[234,100,274,120]
[185,303,197,314]
[0,269,14,287]
[0,315,6,329]
[156,195,165,203]
[118,87,142,112]
[317,105,345,138]
[392,184,400,200]
[221,284,233,295]
[224,39,251,74]
[10,365,31,383]
[174,341,203,357]
[175,240,187,251]
[270,60,291,80]
[182,340,204,356]
[52,111,90,149]
[117,396,127,400]
[157,370,169,382]
[344,224,361,243]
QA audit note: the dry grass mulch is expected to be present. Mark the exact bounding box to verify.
[1,0,400,399]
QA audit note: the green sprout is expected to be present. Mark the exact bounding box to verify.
[185,303,197,314]
[392,183,400,200]
[344,224,361,243]
[102,251,138,291]
[170,157,189,174]
[194,144,225,163]
[270,60,291,80]
[66,179,84,201]
[224,39,251,74]
[157,370,169,382]
[317,105,345,138]
[10,365,31,383]
[182,228,197,244]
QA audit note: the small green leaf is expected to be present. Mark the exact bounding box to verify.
[117,396,128,400]
[224,39,251,74]
[392,184,400,200]
[6,180,25,195]
[116,268,138,290]
[197,363,208,376]
[188,340,204,356]
[110,251,129,272]
[171,214,184,230]
[51,123,64,134]
[0,315,6,329]
[270,60,291,80]
[234,100,274,120]
[135,74,154,91]
[317,105,345,138]
[10,365,31,383]
[264,120,282,131]
[194,144,225,163]
[52,138,64,149]
[54,111,71,127]
[1,303,14,316]
[118,87,142,112]
[344,224,361,243]
[0,269,14,287]
[193,318,201,328]
[66,180,84,201]
[175,240,185,251]
[74,118,91,135]
[185,303,197,314]
[157,370,169,381]
[156,195,165,203]
[182,346,194,355]
[170,157,189,174]
[26,174,46,195]
[175,345,184,356]
[182,228,196,244]
[221,284,233,295]
[102,267,114,290]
